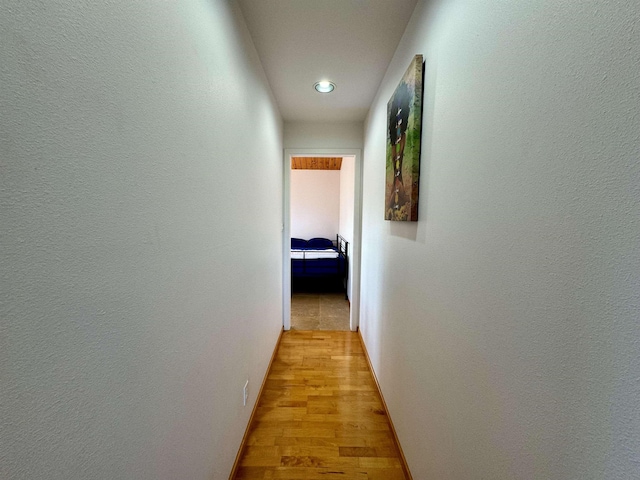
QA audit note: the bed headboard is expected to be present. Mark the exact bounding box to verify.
[336,234,348,258]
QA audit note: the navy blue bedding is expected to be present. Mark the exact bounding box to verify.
[291,236,347,278]
[291,256,347,277]
[307,237,334,249]
[291,238,309,249]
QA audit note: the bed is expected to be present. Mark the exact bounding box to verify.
[291,235,349,297]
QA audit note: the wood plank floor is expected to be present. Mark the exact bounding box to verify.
[232,330,408,480]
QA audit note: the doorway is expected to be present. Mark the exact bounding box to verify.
[283,149,362,331]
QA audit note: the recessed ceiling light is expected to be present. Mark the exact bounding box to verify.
[314,81,335,93]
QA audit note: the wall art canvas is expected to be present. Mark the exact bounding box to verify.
[385,54,424,221]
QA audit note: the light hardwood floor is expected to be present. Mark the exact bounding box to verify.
[290,293,350,331]
[232,330,408,479]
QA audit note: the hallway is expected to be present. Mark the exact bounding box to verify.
[232,331,408,479]
[3,1,639,478]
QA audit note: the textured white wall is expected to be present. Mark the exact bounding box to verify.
[360,1,640,479]
[339,156,356,299]
[290,170,340,240]
[0,1,283,479]
[284,122,363,149]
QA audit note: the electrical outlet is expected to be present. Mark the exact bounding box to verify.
[243,380,249,407]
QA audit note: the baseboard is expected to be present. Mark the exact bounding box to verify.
[357,329,413,480]
[228,326,284,479]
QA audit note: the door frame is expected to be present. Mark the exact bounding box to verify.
[283,148,363,332]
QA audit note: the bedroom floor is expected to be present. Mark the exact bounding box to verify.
[290,293,350,331]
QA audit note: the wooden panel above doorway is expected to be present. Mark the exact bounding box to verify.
[291,157,342,170]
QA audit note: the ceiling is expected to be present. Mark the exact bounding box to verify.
[237,0,418,123]
[291,157,343,170]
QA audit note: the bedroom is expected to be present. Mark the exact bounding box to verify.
[289,155,355,331]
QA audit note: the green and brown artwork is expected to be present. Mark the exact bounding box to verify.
[385,54,423,221]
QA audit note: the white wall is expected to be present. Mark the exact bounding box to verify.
[360,1,640,479]
[284,122,364,149]
[339,156,356,299]
[0,1,283,479]
[290,170,340,239]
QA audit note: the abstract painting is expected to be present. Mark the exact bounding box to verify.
[385,54,424,221]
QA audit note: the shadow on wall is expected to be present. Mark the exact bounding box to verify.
[389,221,418,241]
